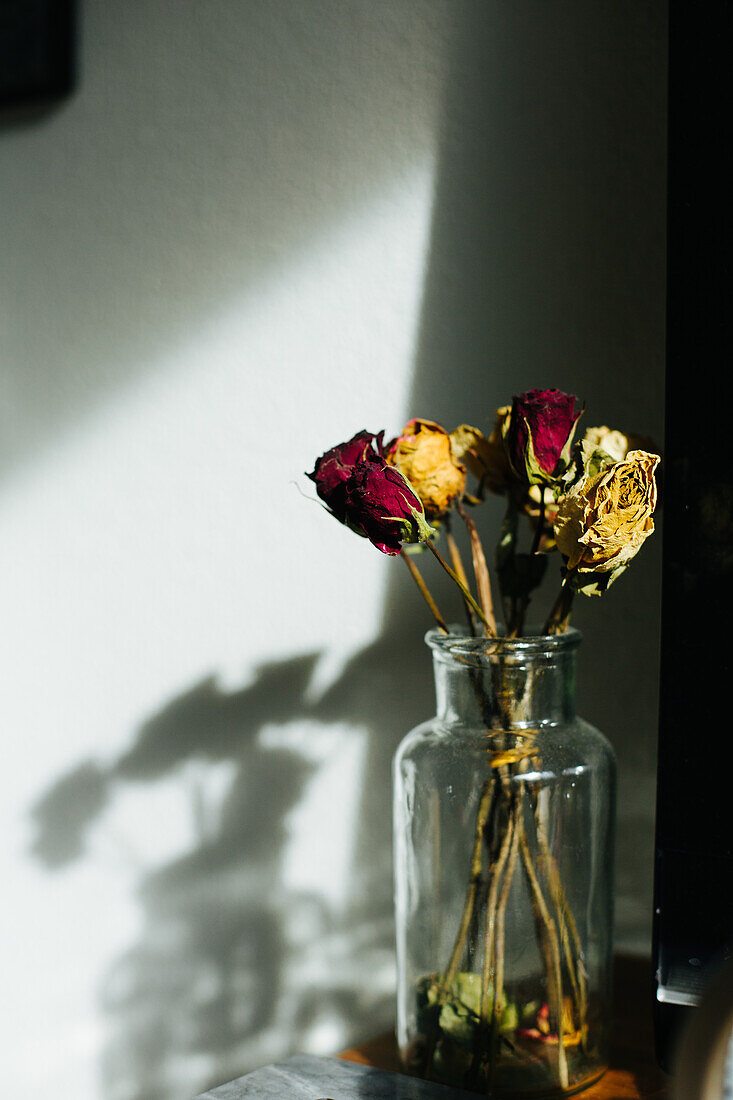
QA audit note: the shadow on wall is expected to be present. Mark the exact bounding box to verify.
[30,630,433,1100]
[26,1,666,1097]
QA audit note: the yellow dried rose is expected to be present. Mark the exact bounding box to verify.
[450,407,512,495]
[387,418,466,519]
[553,449,660,594]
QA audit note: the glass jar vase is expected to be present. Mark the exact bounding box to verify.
[393,627,616,1097]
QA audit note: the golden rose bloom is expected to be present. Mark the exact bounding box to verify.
[450,407,512,495]
[553,449,660,593]
[387,418,466,518]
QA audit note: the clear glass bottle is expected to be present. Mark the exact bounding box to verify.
[393,627,616,1097]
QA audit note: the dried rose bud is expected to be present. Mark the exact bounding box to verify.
[553,449,660,594]
[451,407,512,496]
[386,418,466,519]
[307,429,383,521]
[505,389,582,486]
[344,459,434,554]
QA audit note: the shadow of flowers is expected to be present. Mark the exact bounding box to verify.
[29,624,433,1099]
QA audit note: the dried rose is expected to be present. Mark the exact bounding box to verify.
[308,430,434,554]
[582,426,632,464]
[307,429,383,521]
[505,388,582,486]
[553,449,660,594]
[386,418,466,518]
[451,407,512,496]
[344,459,434,554]
[581,425,657,465]
[527,426,659,555]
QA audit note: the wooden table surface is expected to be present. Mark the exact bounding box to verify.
[340,955,669,1098]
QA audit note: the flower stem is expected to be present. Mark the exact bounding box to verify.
[543,582,575,635]
[534,811,587,1032]
[425,540,495,635]
[422,775,496,1079]
[457,502,498,636]
[465,775,517,1089]
[493,782,522,1016]
[401,553,448,633]
[446,521,477,636]
[496,496,519,634]
[519,815,569,1090]
[443,778,496,990]
[529,488,547,558]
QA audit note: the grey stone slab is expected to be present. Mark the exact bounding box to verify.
[194,1053,478,1099]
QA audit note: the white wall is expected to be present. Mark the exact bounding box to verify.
[0,3,667,1098]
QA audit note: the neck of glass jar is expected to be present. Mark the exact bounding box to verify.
[433,647,577,728]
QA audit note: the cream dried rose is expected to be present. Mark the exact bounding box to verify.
[553,449,660,593]
[581,425,658,465]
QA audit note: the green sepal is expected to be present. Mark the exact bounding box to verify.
[378,508,436,546]
[555,442,582,492]
[557,404,584,471]
[582,446,616,480]
[409,504,437,544]
[521,421,548,487]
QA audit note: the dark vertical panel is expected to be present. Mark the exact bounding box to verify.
[0,0,75,105]
[654,0,733,1070]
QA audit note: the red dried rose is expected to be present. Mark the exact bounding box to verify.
[345,460,433,554]
[506,389,581,485]
[308,431,433,555]
[307,430,383,521]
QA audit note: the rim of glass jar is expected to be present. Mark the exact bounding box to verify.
[426,624,581,666]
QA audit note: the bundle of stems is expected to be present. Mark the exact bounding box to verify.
[400,499,584,1091]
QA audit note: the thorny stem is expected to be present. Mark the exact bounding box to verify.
[456,502,498,636]
[519,816,569,1090]
[401,553,448,633]
[425,540,494,634]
